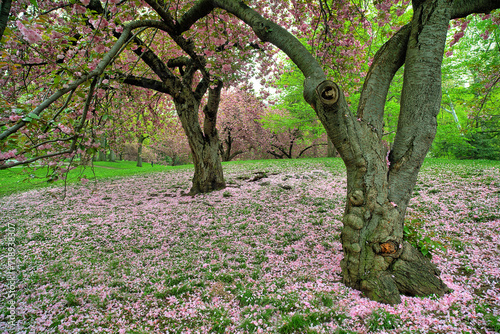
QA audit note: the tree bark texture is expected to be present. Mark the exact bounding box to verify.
[174,82,226,195]
[315,0,452,304]
[0,0,12,44]
[207,0,500,304]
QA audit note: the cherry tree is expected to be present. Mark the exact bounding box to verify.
[261,107,329,159]
[1,0,271,194]
[217,88,272,161]
[201,0,499,304]
[2,0,500,304]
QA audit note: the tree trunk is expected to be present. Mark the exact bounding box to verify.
[312,0,452,304]
[0,0,12,44]
[212,0,465,304]
[108,150,116,162]
[174,82,225,195]
[219,130,232,162]
[327,137,336,157]
[137,135,146,167]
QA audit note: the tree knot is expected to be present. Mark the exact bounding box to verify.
[349,190,364,206]
[316,80,339,105]
[379,240,400,255]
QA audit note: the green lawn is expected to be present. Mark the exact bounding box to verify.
[1,157,498,198]
[0,160,191,197]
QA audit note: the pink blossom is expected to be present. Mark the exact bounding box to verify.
[9,115,22,122]
[16,20,42,44]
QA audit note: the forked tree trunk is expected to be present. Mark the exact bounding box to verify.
[313,1,452,304]
[174,82,226,195]
[208,0,500,304]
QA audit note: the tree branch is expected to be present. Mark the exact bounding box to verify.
[143,0,210,79]
[0,20,161,141]
[0,0,12,43]
[203,80,223,137]
[357,24,410,137]
[176,0,215,33]
[451,0,500,19]
[388,1,451,205]
[118,74,175,95]
[0,149,75,170]
[210,0,326,105]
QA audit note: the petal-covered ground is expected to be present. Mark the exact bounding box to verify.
[1,158,499,333]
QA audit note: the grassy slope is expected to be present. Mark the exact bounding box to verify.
[0,161,192,197]
[1,157,499,333]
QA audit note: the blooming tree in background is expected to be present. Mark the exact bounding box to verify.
[217,88,273,161]
[1,0,500,304]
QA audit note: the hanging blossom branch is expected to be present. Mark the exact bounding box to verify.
[0,19,168,142]
[0,77,100,169]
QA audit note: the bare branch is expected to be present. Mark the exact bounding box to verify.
[451,0,500,19]
[0,149,75,170]
[117,74,175,95]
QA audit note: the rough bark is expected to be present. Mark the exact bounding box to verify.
[174,82,226,195]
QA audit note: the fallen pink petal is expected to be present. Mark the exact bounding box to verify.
[1,159,499,333]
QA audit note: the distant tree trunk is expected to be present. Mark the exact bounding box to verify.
[219,129,233,162]
[327,137,336,157]
[97,137,107,161]
[108,150,116,162]
[80,153,92,166]
[137,135,147,167]
[220,130,244,162]
[174,81,225,195]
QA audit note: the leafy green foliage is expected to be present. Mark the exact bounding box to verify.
[403,218,445,258]
[432,15,500,159]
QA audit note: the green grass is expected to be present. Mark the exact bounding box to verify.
[1,157,498,198]
[0,160,191,197]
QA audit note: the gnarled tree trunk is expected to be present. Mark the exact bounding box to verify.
[174,81,225,195]
[312,0,452,304]
[211,0,500,304]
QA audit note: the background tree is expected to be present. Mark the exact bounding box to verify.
[217,88,272,161]
[433,14,500,159]
[268,61,332,158]
[0,0,266,194]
